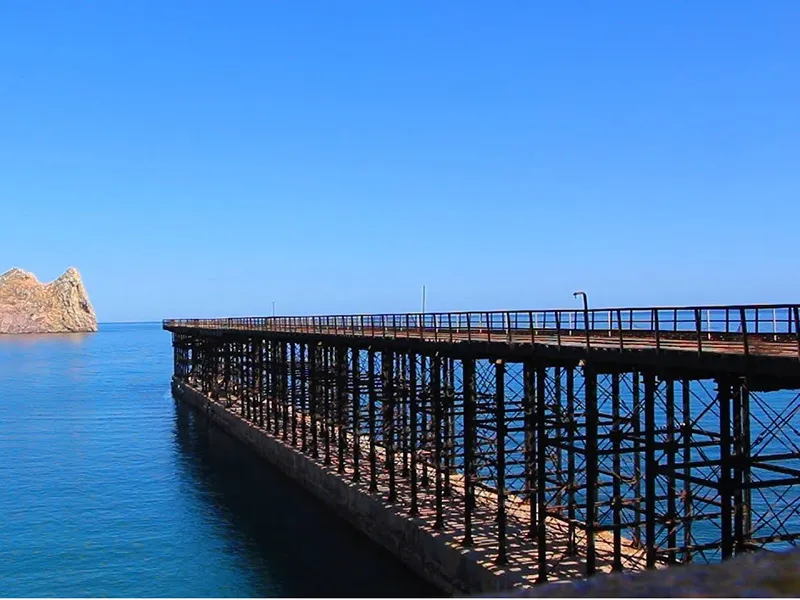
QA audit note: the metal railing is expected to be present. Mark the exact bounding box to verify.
[163,303,800,358]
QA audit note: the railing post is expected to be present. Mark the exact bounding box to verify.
[528,311,534,345]
[581,304,590,351]
[794,307,800,360]
[695,309,702,356]
[740,308,749,357]
[555,311,562,349]
[654,309,661,353]
[773,308,777,341]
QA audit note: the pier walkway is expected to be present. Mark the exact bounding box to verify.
[164,303,800,593]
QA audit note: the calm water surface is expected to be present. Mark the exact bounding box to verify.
[0,323,439,597]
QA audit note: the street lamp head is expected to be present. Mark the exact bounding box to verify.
[573,291,589,311]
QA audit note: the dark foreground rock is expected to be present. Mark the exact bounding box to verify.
[0,267,98,334]
[491,548,800,598]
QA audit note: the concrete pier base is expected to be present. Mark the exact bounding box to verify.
[172,378,528,595]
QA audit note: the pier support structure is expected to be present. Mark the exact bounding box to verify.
[169,323,800,585]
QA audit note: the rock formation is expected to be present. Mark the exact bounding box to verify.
[0,267,98,334]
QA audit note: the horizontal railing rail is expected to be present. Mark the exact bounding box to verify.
[163,303,800,359]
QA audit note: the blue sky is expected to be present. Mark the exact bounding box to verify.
[1,1,798,322]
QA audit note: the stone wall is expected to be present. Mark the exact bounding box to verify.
[172,378,525,596]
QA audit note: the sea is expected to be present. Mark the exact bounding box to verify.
[0,322,440,598]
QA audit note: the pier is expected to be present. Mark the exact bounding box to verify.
[164,304,800,594]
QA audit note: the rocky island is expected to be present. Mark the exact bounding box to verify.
[0,267,98,334]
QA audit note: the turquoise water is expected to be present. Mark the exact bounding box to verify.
[0,323,439,597]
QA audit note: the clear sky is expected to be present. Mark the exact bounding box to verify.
[1,1,798,322]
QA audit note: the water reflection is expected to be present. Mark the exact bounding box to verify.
[0,332,92,345]
[171,400,442,598]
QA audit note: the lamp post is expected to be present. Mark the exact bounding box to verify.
[573,291,590,350]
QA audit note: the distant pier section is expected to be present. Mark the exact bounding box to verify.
[164,304,800,594]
